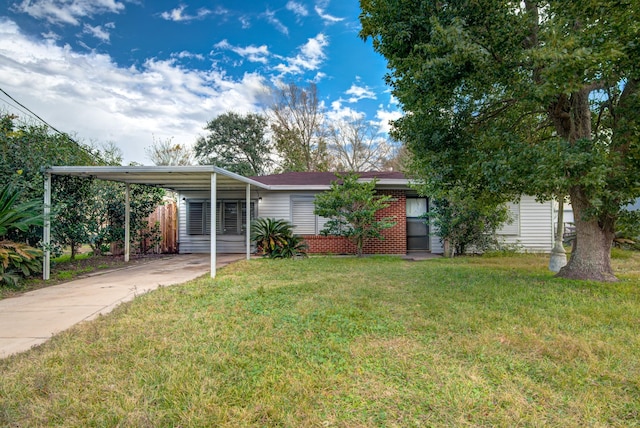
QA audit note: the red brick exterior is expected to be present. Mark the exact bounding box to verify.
[302,190,407,255]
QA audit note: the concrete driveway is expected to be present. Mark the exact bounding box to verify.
[0,253,245,359]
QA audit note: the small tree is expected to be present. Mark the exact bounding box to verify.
[314,173,396,256]
[428,196,510,257]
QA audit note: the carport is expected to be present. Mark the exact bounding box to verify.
[43,166,270,280]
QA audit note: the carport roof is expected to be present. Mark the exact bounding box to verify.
[45,165,270,192]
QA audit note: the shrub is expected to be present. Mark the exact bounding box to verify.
[251,218,307,259]
[0,184,43,286]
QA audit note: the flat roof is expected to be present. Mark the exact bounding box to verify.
[45,166,270,192]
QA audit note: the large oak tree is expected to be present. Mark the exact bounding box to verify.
[360,0,640,281]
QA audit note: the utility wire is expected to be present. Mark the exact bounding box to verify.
[0,86,75,141]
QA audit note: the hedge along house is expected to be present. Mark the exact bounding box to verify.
[43,166,270,280]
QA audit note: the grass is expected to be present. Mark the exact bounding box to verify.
[0,253,639,426]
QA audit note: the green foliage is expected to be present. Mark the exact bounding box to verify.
[251,217,308,259]
[314,173,396,256]
[0,241,42,286]
[195,112,272,175]
[359,1,640,280]
[0,183,43,286]
[428,196,510,256]
[614,210,640,250]
[0,183,42,237]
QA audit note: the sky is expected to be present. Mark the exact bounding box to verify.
[0,0,402,165]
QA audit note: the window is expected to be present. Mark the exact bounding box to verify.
[187,199,255,235]
[291,196,321,234]
[497,202,520,235]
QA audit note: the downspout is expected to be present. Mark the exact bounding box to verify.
[43,172,51,280]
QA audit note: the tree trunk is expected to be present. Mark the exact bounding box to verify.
[557,186,617,281]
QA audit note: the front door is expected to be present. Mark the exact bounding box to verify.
[406,198,429,251]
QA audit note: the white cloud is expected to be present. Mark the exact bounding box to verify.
[262,9,288,35]
[286,1,309,18]
[239,16,251,29]
[160,5,212,22]
[327,100,365,123]
[11,0,125,25]
[314,5,344,23]
[345,83,376,103]
[171,51,205,61]
[274,33,328,75]
[0,18,271,164]
[83,22,114,42]
[215,40,270,64]
[375,105,402,134]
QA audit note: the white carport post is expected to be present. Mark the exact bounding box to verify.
[43,173,51,280]
[246,183,251,260]
[124,183,131,263]
[210,173,217,278]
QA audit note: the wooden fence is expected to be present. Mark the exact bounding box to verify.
[111,202,178,255]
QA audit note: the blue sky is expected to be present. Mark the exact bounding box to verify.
[0,0,401,164]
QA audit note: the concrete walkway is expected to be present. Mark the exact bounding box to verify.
[0,253,244,359]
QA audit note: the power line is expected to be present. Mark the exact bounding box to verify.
[0,86,76,141]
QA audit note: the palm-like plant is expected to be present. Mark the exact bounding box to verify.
[0,184,43,236]
[250,218,307,259]
[0,184,43,286]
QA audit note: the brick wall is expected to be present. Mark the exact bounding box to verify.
[303,190,407,255]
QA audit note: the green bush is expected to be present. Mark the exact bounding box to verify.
[0,184,43,286]
[251,218,308,259]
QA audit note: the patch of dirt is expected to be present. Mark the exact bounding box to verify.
[1,253,172,299]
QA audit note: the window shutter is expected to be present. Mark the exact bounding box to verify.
[187,201,204,235]
[292,197,317,234]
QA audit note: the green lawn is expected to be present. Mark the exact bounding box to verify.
[1,254,639,427]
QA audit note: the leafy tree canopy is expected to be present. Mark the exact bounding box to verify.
[195,112,272,176]
[360,0,640,281]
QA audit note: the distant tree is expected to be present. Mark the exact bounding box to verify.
[145,136,193,166]
[195,112,272,176]
[360,0,640,281]
[328,117,393,171]
[270,83,329,172]
[314,173,396,257]
[382,144,411,173]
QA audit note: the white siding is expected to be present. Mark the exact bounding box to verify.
[429,196,554,254]
[256,191,291,220]
[258,191,330,234]
[178,190,256,254]
[500,196,554,252]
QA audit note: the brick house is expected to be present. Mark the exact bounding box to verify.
[177,171,556,256]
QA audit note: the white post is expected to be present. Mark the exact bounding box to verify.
[246,183,251,260]
[124,183,130,263]
[210,173,217,278]
[43,173,51,280]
